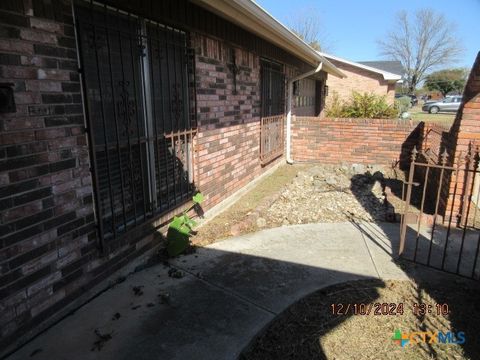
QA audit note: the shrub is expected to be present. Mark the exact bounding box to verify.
[394,96,412,117]
[325,91,345,118]
[325,91,397,119]
[343,92,397,118]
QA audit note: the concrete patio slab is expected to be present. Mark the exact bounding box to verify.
[5,222,408,360]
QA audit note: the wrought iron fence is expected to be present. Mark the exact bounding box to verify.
[75,1,196,246]
[260,114,284,164]
[399,146,480,280]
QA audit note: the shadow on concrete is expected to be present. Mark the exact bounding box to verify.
[5,173,480,360]
[349,172,480,360]
[4,224,385,360]
[0,141,205,359]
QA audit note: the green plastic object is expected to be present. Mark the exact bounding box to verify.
[166,216,191,257]
[166,193,204,257]
[193,193,204,204]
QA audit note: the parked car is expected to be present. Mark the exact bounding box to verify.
[422,96,463,114]
[408,94,418,106]
[394,94,417,107]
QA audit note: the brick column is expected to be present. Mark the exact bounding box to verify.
[443,52,480,224]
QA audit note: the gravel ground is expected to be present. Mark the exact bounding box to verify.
[194,163,403,244]
[264,164,393,226]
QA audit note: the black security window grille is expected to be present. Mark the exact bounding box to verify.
[260,59,285,117]
[75,2,196,245]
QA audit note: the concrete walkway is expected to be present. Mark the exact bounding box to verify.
[6,222,408,360]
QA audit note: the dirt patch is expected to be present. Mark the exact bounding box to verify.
[192,164,306,245]
[241,279,480,360]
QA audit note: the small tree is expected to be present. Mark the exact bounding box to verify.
[424,68,468,96]
[287,7,332,52]
[378,9,464,93]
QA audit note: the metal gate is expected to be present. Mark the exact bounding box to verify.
[75,1,196,246]
[399,146,480,280]
[260,115,284,164]
[259,59,285,164]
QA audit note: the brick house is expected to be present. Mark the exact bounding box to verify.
[0,0,345,350]
[320,52,402,105]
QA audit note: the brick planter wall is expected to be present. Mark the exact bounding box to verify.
[291,116,424,167]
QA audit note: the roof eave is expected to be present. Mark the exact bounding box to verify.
[319,51,401,81]
[192,0,346,78]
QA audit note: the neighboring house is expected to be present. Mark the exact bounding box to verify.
[0,0,344,350]
[319,53,402,105]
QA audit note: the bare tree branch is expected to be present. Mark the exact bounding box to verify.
[378,8,464,93]
[286,7,333,52]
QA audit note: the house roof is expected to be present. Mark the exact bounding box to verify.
[357,61,405,77]
[318,52,402,82]
[192,0,345,78]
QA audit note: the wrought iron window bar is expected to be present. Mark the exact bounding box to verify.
[74,1,196,249]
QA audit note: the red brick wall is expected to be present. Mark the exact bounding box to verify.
[0,0,93,343]
[0,1,160,349]
[422,123,451,160]
[441,52,480,222]
[0,1,315,352]
[192,33,283,209]
[291,116,423,166]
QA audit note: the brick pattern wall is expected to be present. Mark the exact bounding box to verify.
[0,1,319,351]
[0,0,94,344]
[0,1,159,349]
[423,123,452,160]
[326,59,396,105]
[291,116,423,166]
[192,33,283,210]
[391,53,480,224]
[441,52,480,222]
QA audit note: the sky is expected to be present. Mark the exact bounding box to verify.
[256,0,480,70]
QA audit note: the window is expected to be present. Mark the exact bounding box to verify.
[75,3,196,242]
[294,78,317,114]
[260,59,285,117]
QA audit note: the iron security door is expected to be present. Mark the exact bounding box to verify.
[260,59,285,117]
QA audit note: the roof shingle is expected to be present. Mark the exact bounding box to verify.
[357,61,405,77]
